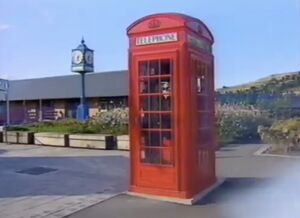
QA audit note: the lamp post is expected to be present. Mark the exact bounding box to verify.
[71,38,94,122]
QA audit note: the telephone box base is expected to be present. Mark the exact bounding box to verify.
[128,179,224,205]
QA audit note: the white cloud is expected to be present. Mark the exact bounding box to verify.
[0,24,12,32]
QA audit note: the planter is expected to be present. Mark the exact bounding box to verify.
[69,134,116,150]
[117,135,130,150]
[34,132,69,147]
[3,131,34,144]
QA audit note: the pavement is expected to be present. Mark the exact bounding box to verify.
[1,143,300,218]
[0,143,129,218]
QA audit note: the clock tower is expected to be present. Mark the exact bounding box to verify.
[71,38,94,121]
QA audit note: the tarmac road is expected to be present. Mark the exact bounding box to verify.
[68,144,300,218]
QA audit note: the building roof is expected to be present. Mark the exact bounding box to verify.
[8,70,129,101]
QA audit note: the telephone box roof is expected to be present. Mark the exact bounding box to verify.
[127,13,214,43]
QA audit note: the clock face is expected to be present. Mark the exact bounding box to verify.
[72,50,83,64]
[85,51,93,65]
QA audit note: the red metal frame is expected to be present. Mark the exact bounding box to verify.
[127,13,216,199]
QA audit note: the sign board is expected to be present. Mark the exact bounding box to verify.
[71,65,94,73]
[187,35,211,53]
[136,32,178,46]
[0,79,8,92]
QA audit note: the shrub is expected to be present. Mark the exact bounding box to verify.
[217,104,272,145]
[26,119,86,133]
[258,118,300,153]
[18,108,130,135]
[6,106,274,144]
[6,126,30,131]
[87,108,129,135]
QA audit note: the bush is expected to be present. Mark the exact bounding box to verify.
[26,119,86,133]
[258,118,300,153]
[87,108,129,135]
[6,126,30,131]
[6,106,274,145]
[15,108,130,135]
[217,104,272,145]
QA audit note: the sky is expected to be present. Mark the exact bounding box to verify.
[0,0,299,87]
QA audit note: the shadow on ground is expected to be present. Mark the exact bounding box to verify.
[0,155,129,198]
[196,177,273,205]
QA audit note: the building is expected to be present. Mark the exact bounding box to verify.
[0,70,128,124]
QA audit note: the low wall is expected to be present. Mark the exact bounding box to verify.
[69,134,116,150]
[34,132,69,147]
[3,131,34,144]
[0,130,130,151]
[117,135,130,150]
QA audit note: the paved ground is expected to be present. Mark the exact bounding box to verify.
[68,144,300,218]
[1,143,300,218]
[0,143,129,218]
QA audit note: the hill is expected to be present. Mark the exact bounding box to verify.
[218,71,300,94]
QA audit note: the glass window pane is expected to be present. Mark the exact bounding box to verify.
[138,58,174,166]
[161,59,171,75]
[141,147,161,164]
[139,61,148,76]
[140,79,149,93]
[141,147,173,165]
[142,131,161,147]
[140,96,171,111]
[162,132,172,146]
[141,114,161,129]
[149,79,160,93]
[199,112,211,129]
[161,78,171,96]
[198,95,209,111]
[161,147,173,165]
[149,60,159,75]
[198,128,212,146]
[161,114,171,129]
[161,96,171,111]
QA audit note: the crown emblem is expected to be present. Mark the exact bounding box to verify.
[148,19,161,29]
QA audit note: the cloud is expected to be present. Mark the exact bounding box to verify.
[0,24,12,32]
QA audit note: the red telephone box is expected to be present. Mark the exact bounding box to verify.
[127,13,217,201]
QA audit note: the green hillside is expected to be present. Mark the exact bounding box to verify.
[218,71,300,95]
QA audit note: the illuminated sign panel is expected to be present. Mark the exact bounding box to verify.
[136,32,178,46]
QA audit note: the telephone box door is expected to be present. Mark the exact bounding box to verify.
[131,51,178,190]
